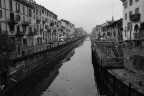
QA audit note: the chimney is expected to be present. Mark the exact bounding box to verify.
[112,16,114,21]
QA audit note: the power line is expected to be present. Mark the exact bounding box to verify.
[56,0,101,13]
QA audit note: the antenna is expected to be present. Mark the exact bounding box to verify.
[112,4,114,21]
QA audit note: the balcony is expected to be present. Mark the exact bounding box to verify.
[33,29,38,35]
[36,19,41,24]
[53,29,56,33]
[27,31,34,36]
[0,31,8,36]
[16,31,26,37]
[121,0,126,2]
[6,18,18,25]
[130,13,141,22]
[133,32,144,39]
[21,21,30,26]
[50,22,54,27]
[40,29,43,33]
[47,29,51,32]
[42,20,46,24]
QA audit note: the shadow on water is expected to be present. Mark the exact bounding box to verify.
[2,39,86,96]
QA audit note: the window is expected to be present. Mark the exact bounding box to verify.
[29,18,31,23]
[9,0,12,11]
[0,0,1,8]
[127,22,132,31]
[129,0,133,6]
[23,16,25,21]
[129,11,132,17]
[16,3,20,13]
[135,8,139,14]
[124,2,127,9]
[23,26,26,32]
[0,23,1,32]
[16,14,21,21]
[29,9,32,17]
[42,10,44,14]
[36,9,38,15]
[17,26,20,33]
[33,8,35,14]
[23,6,25,15]
[40,10,41,15]
[125,13,127,20]
[0,10,2,18]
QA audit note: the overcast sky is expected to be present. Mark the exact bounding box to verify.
[35,0,123,33]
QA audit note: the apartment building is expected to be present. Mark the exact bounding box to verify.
[92,25,101,39]
[0,0,35,58]
[107,19,123,43]
[0,0,59,59]
[121,0,143,40]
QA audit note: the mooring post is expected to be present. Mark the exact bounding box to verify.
[113,76,116,96]
[129,83,131,96]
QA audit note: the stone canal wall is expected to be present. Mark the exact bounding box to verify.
[92,49,144,96]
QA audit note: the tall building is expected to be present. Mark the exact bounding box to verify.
[121,0,142,40]
[0,0,59,59]
[0,0,35,58]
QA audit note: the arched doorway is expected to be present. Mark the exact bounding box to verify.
[134,24,139,32]
[134,24,139,39]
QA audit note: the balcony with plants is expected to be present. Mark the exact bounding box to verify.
[129,13,141,22]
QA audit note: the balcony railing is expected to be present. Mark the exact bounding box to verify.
[47,29,51,32]
[50,22,54,26]
[0,31,8,36]
[133,32,144,39]
[40,29,43,33]
[130,13,141,22]
[27,31,34,36]
[21,21,30,26]
[42,20,46,24]
[6,18,18,25]
[16,31,26,37]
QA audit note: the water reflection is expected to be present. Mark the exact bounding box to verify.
[42,38,98,96]
[2,39,86,96]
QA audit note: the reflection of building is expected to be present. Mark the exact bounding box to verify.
[62,49,75,63]
[121,0,142,40]
[29,70,59,96]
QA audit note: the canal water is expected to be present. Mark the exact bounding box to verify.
[41,38,98,96]
[2,38,99,96]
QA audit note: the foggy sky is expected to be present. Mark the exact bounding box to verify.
[35,0,123,33]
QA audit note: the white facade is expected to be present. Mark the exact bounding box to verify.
[121,0,144,40]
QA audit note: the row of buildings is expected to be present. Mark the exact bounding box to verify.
[92,18,123,43]
[92,0,144,43]
[0,0,87,59]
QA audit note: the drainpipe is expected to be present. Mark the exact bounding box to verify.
[4,0,7,33]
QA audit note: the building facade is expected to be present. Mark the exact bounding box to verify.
[107,19,123,43]
[121,0,143,40]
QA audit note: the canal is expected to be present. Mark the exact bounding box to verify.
[2,38,99,96]
[41,38,98,96]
